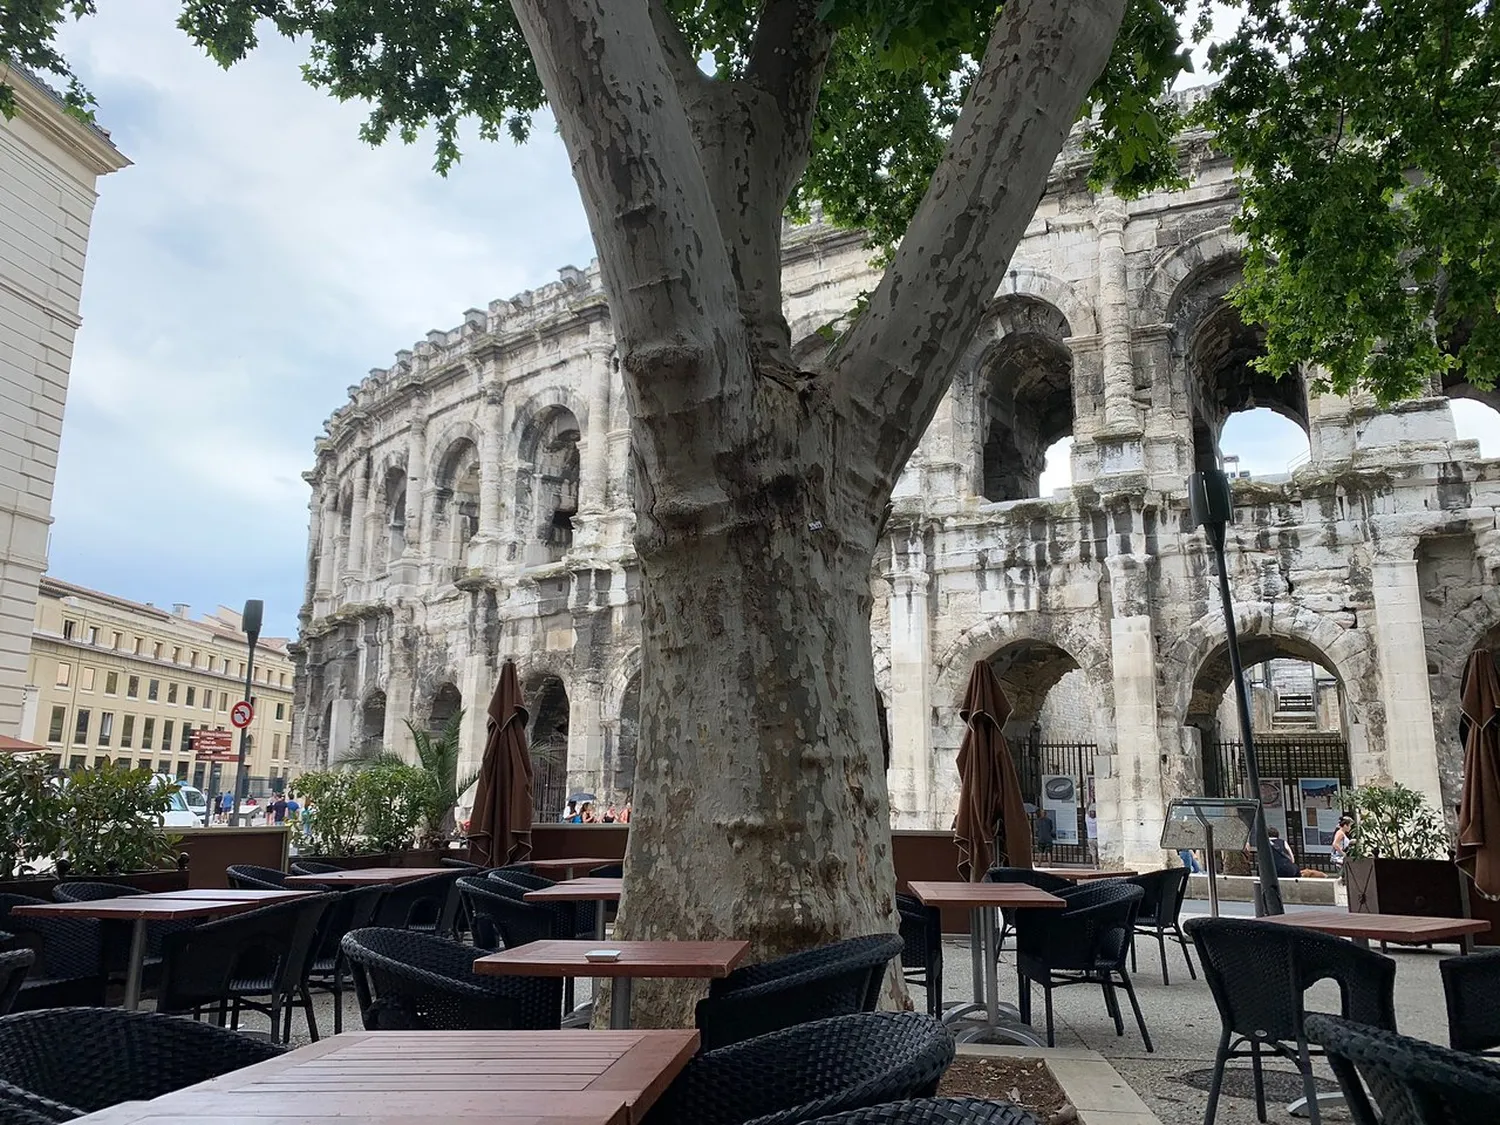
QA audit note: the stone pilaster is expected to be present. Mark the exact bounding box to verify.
[1095,194,1138,437]
[314,486,336,601]
[345,455,369,585]
[476,382,505,556]
[886,532,934,827]
[399,400,428,572]
[1369,540,1445,806]
[574,345,614,551]
[1105,549,1165,870]
[567,675,607,797]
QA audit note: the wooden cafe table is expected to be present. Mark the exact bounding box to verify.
[527,878,624,941]
[907,881,1066,1046]
[477,939,749,1028]
[284,866,454,887]
[1264,908,1490,952]
[11,889,315,1010]
[528,858,621,880]
[1036,867,1137,882]
[71,1028,701,1125]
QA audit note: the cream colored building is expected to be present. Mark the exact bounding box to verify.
[0,64,128,739]
[25,577,297,794]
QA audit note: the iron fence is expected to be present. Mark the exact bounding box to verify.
[1204,734,1351,872]
[1015,735,1097,866]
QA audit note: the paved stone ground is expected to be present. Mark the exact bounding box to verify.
[934,900,1454,1125]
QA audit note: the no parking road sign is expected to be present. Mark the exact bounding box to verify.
[230,700,255,729]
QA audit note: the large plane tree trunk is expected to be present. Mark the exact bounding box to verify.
[510,0,1126,1024]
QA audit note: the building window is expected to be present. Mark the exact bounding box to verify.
[180,725,192,752]
[132,637,142,655]
[275,702,286,721]
[86,626,98,645]
[47,706,65,743]
[68,755,84,771]
[121,715,134,748]
[161,721,174,753]
[73,710,90,745]
[172,646,181,663]
[192,764,205,788]
[190,651,199,668]
[147,678,159,702]
[153,642,162,660]
[272,733,281,759]
[142,717,154,750]
[56,662,70,688]
[185,686,196,708]
[112,631,122,649]
[126,675,139,699]
[167,683,178,705]
[238,662,245,678]
[175,761,188,780]
[98,712,113,746]
[136,758,149,772]
[114,757,127,770]
[62,620,76,640]
[219,691,228,711]
[80,667,95,692]
[104,671,118,695]
[204,691,213,711]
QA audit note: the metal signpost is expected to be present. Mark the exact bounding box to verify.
[230,600,263,824]
[1162,797,1258,917]
[1189,470,1285,916]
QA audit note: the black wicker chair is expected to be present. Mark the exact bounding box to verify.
[0,1007,282,1117]
[0,894,105,1010]
[1185,917,1397,1125]
[290,860,343,876]
[439,857,482,870]
[1306,1011,1500,1125]
[896,894,943,1017]
[489,868,597,939]
[458,877,563,951]
[156,893,334,1043]
[644,1012,954,1125]
[1014,882,1150,1051]
[304,885,387,1035]
[371,870,463,934]
[794,1098,1040,1125]
[591,863,624,878]
[342,926,562,1030]
[984,867,1083,951]
[226,864,288,890]
[1439,947,1500,1054]
[50,882,143,903]
[0,952,34,1018]
[0,1077,74,1125]
[1125,868,1195,985]
[695,934,903,1052]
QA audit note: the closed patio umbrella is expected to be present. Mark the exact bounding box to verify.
[1458,649,1500,899]
[468,660,534,867]
[953,661,1033,880]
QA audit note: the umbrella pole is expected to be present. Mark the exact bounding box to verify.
[1192,470,1285,917]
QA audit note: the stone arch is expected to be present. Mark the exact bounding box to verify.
[376,461,408,567]
[428,682,462,732]
[934,613,1113,719]
[1140,226,1248,326]
[601,648,642,801]
[430,436,481,567]
[523,669,571,817]
[513,401,582,561]
[994,265,1097,338]
[1419,574,1500,809]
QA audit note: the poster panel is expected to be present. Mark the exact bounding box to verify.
[1298,777,1342,854]
[1040,774,1080,844]
[1259,778,1290,842]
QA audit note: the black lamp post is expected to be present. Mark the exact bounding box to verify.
[231,599,263,824]
[1188,470,1285,917]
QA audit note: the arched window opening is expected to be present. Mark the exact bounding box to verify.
[515,407,582,564]
[432,440,481,573]
[525,672,571,818]
[361,692,387,754]
[979,300,1074,502]
[1037,437,1073,495]
[429,683,462,733]
[378,466,407,567]
[1218,408,1312,480]
[1450,398,1500,458]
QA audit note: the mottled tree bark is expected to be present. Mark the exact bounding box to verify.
[509,0,1125,1024]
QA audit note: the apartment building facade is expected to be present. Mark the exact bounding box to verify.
[25,577,297,794]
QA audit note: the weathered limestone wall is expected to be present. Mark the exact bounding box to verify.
[295,98,1497,867]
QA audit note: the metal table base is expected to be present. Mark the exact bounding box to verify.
[938,905,1046,1047]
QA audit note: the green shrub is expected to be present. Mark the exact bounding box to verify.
[56,761,178,876]
[0,754,63,879]
[1344,782,1451,861]
[291,770,362,856]
[352,763,440,853]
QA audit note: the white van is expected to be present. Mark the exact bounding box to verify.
[179,785,209,823]
[153,776,203,828]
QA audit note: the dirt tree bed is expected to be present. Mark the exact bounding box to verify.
[938,1055,1075,1124]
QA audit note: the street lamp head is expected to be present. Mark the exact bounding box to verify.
[242,599,264,641]
[1188,469,1234,530]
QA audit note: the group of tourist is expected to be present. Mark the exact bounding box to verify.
[560,799,630,824]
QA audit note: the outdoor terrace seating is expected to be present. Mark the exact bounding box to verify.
[1125,868,1196,985]
[0,895,104,1011]
[1439,946,1500,1054]
[0,952,34,1017]
[303,884,387,1035]
[895,894,943,1018]
[644,1012,954,1125]
[226,864,289,890]
[796,1098,1040,1125]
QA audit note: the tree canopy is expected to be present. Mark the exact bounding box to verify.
[6,2,1495,404]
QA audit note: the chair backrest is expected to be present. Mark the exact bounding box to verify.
[371,871,462,931]
[310,885,387,967]
[289,860,343,875]
[488,868,553,892]
[0,894,102,987]
[457,877,561,950]
[1014,883,1141,971]
[717,1098,1040,1125]
[439,857,481,870]
[983,867,1074,894]
[0,1007,283,1112]
[654,1012,955,1125]
[1124,868,1188,928]
[155,894,335,1016]
[1307,1012,1500,1125]
[1440,948,1500,1053]
[226,864,287,891]
[0,951,34,1017]
[52,882,143,903]
[1185,917,1397,1044]
[696,934,904,1051]
[590,863,624,879]
[894,896,941,971]
[341,926,562,1031]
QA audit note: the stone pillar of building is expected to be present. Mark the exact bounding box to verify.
[1104,550,1166,870]
[886,532,933,827]
[574,345,614,550]
[345,456,369,587]
[1095,195,1139,438]
[1369,540,1445,807]
[567,675,607,798]
[396,402,428,583]
[477,381,504,540]
[361,470,386,580]
[314,485,337,603]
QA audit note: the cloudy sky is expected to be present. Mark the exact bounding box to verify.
[44,4,1500,637]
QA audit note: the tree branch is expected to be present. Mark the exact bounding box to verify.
[828,0,1127,498]
[746,0,836,202]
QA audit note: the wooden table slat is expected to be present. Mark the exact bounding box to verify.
[283,867,454,887]
[1264,909,1491,943]
[1035,868,1137,882]
[524,879,623,904]
[528,858,622,874]
[906,881,1067,910]
[475,940,749,979]
[10,893,314,922]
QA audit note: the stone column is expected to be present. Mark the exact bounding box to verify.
[345,457,369,584]
[315,485,336,599]
[579,345,612,516]
[401,402,428,563]
[1095,195,1137,436]
[886,535,933,827]
[1370,542,1444,806]
[567,675,606,797]
[478,382,504,540]
[1105,551,1166,870]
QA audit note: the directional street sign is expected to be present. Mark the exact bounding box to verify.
[192,729,237,762]
[230,700,255,729]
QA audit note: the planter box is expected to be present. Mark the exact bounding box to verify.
[0,868,190,900]
[176,826,290,888]
[1345,857,1467,918]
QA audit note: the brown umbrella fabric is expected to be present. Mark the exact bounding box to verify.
[1458,649,1500,900]
[953,661,1033,881]
[468,660,534,866]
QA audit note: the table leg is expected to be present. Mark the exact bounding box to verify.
[595,900,607,941]
[610,977,633,1029]
[982,906,1001,1025]
[970,907,984,1005]
[123,919,148,1011]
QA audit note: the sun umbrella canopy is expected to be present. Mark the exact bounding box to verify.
[468,660,534,867]
[1458,649,1500,899]
[953,661,1033,881]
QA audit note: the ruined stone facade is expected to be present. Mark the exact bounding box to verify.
[295,101,1500,868]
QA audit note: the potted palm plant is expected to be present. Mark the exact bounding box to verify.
[1343,782,1462,920]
